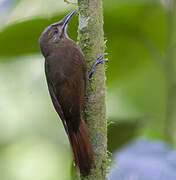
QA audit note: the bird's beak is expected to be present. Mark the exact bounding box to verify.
[61,10,76,29]
[51,10,76,32]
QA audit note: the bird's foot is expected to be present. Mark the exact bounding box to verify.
[88,54,108,79]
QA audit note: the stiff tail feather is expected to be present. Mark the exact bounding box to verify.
[67,118,93,176]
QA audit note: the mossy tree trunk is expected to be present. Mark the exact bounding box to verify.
[78,0,107,179]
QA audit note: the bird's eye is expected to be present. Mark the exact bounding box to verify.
[53,28,58,35]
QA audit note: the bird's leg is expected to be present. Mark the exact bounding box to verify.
[88,54,108,79]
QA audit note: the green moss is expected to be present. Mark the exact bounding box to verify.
[106,151,112,174]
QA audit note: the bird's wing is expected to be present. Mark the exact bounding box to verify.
[44,45,88,133]
[72,47,88,96]
[45,62,68,134]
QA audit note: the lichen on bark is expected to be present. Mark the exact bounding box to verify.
[78,0,107,179]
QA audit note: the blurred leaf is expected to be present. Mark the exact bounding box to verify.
[107,119,145,152]
[0,13,78,57]
[104,3,166,83]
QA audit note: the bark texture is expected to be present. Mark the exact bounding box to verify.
[78,0,107,179]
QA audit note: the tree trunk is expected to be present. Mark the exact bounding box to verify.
[78,0,107,179]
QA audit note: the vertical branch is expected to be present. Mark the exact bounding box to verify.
[165,0,176,146]
[78,0,107,179]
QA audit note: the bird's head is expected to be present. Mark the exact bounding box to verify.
[39,10,76,57]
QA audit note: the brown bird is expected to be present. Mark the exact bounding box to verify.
[39,10,106,176]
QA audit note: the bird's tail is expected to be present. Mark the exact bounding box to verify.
[67,118,93,176]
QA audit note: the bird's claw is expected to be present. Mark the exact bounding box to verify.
[95,54,108,64]
[88,54,108,79]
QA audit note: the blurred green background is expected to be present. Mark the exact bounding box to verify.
[0,0,176,179]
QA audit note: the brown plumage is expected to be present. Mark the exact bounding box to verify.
[39,10,93,176]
